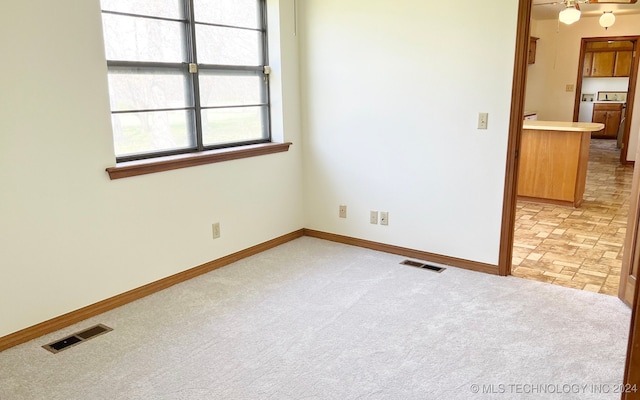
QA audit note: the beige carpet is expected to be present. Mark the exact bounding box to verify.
[0,237,631,399]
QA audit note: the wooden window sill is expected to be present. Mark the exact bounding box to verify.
[106,142,292,180]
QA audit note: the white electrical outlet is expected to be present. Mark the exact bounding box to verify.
[380,212,389,226]
[478,113,488,130]
[212,222,221,239]
[339,205,347,218]
[370,211,378,224]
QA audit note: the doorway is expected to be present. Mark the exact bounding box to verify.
[502,0,640,391]
[573,36,640,165]
[505,6,640,299]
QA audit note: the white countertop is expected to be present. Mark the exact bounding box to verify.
[523,120,605,132]
[592,101,626,104]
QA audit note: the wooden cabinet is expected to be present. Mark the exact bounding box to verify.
[528,37,538,65]
[583,41,634,77]
[592,103,623,138]
[615,51,633,77]
[517,127,594,207]
[591,51,616,77]
[583,52,593,76]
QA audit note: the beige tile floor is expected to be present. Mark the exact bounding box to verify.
[512,139,635,296]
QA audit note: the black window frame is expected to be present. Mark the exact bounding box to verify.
[101,0,271,163]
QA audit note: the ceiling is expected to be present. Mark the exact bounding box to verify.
[532,0,640,20]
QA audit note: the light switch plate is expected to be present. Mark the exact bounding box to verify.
[478,113,488,130]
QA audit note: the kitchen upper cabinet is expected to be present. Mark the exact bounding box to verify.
[592,103,623,139]
[528,37,538,65]
[591,51,616,77]
[583,41,634,77]
[583,52,593,76]
[615,51,633,77]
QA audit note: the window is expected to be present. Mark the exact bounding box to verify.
[100,0,270,162]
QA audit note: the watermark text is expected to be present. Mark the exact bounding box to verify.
[469,383,637,395]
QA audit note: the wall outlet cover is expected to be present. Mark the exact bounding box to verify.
[380,211,389,226]
[339,205,347,218]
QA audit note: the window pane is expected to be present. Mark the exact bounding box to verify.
[193,0,260,29]
[111,110,195,157]
[102,14,186,62]
[196,25,262,66]
[202,106,266,146]
[107,68,193,112]
[101,0,184,19]
[199,71,265,107]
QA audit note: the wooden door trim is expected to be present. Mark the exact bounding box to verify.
[621,141,640,306]
[624,214,640,395]
[620,38,640,165]
[498,0,531,276]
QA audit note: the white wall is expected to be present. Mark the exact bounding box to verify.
[582,77,630,96]
[299,0,519,265]
[525,14,640,160]
[578,77,629,122]
[0,0,303,338]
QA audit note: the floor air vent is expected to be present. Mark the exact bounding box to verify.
[400,260,446,273]
[43,324,112,354]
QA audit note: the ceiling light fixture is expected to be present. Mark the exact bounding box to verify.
[599,11,616,29]
[559,5,581,25]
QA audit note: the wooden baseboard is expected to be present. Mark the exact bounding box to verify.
[517,195,579,208]
[0,229,304,353]
[1,227,498,352]
[303,229,499,275]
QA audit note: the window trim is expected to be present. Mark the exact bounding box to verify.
[106,141,292,180]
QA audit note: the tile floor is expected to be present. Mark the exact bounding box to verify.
[512,139,635,296]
